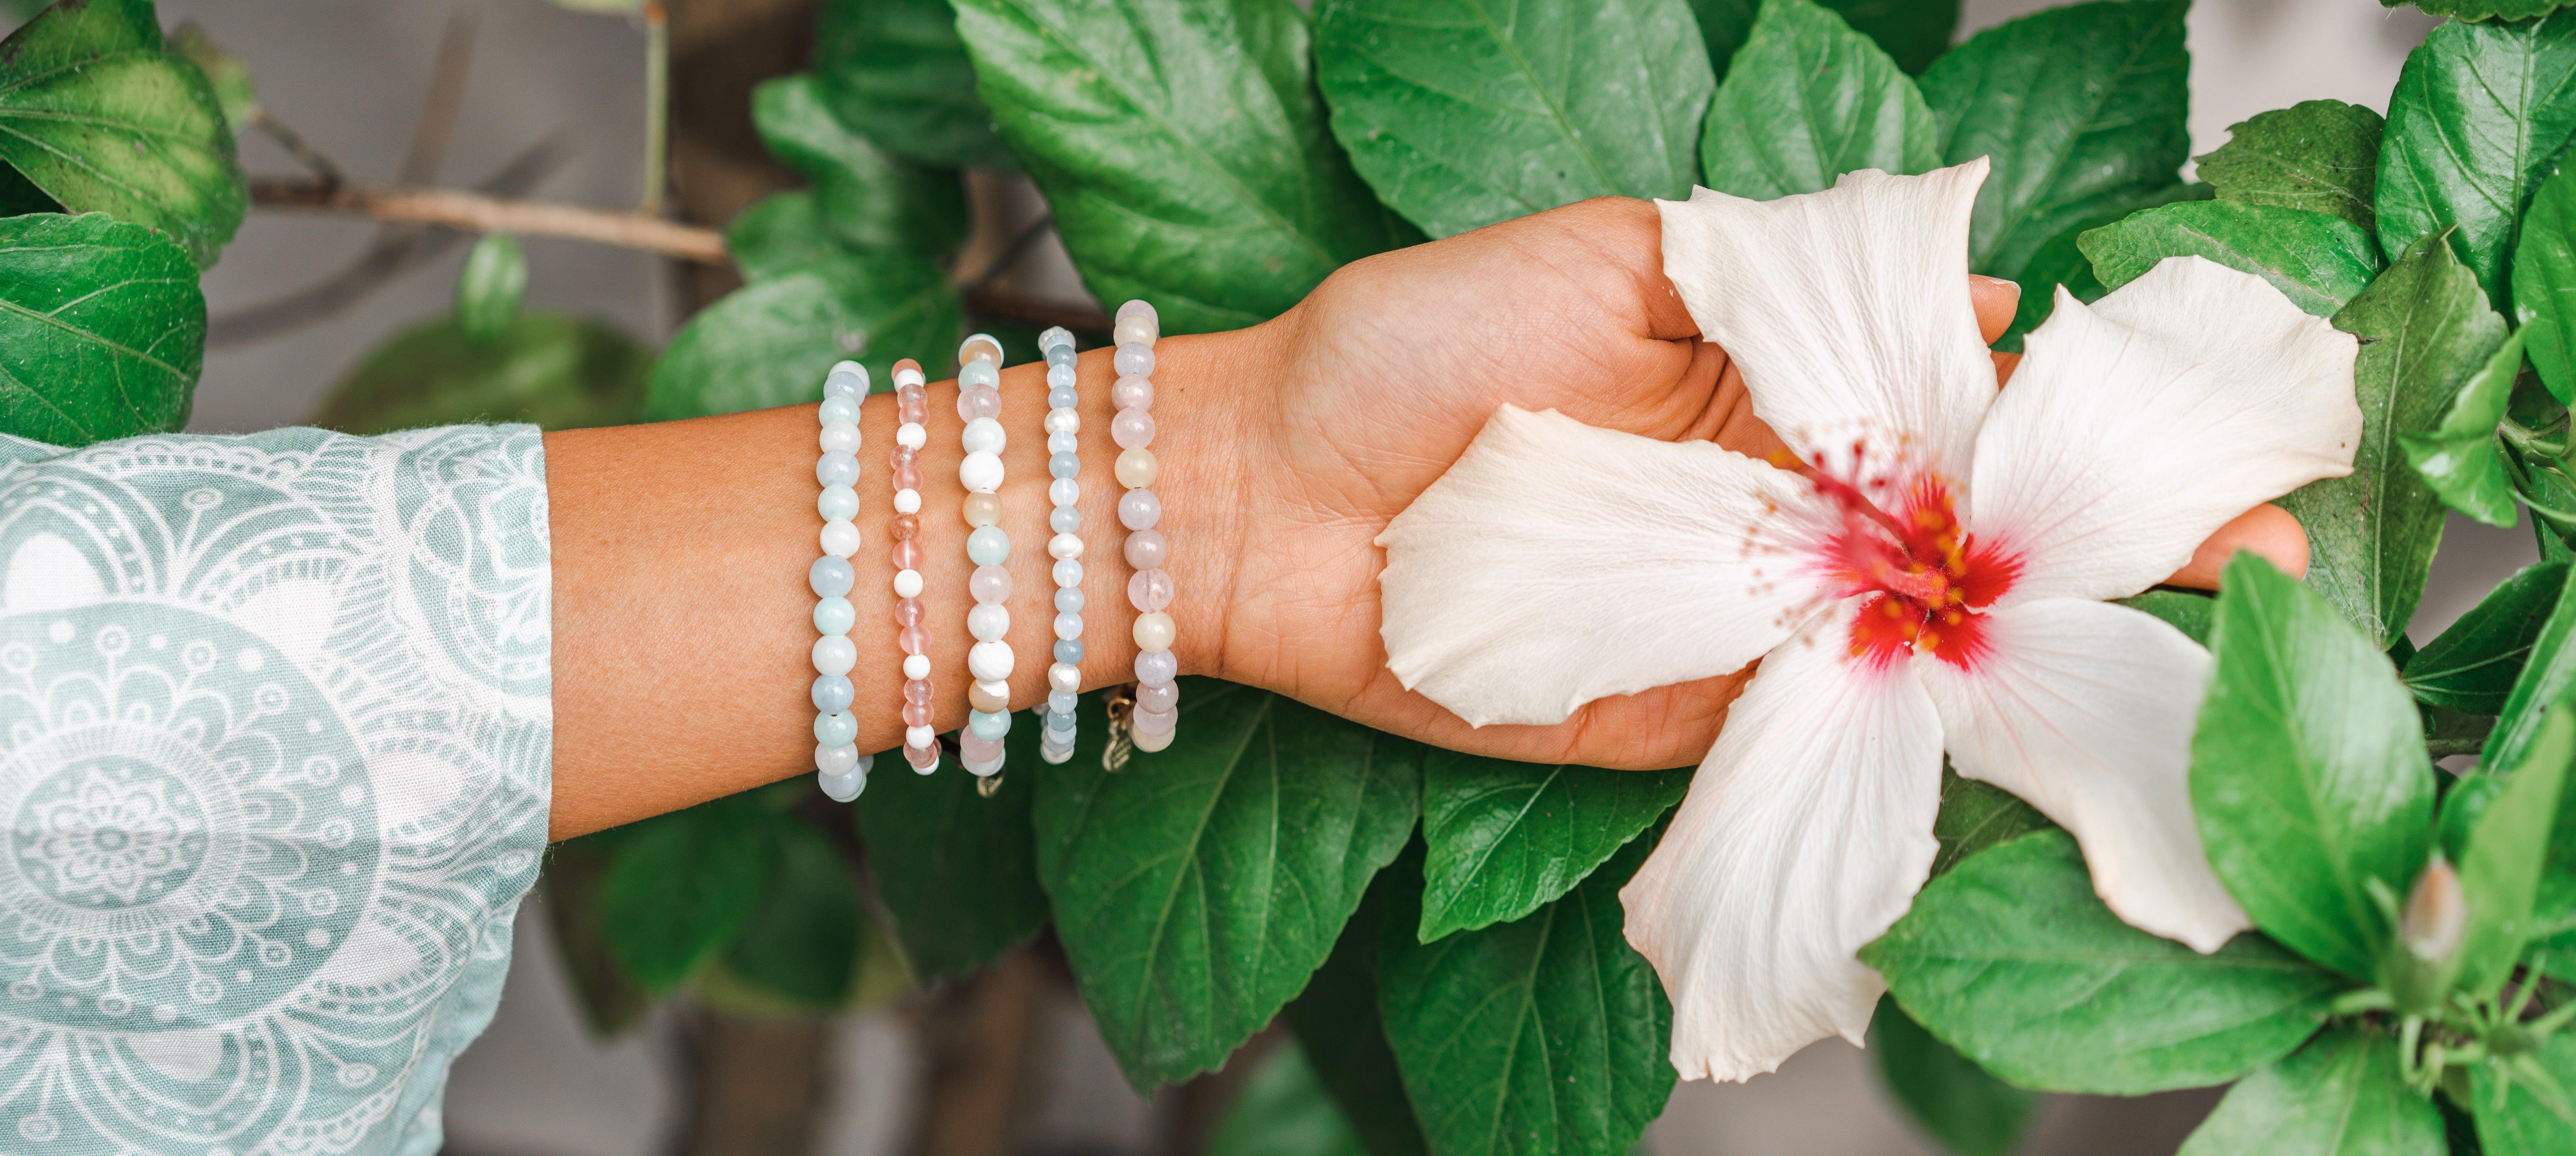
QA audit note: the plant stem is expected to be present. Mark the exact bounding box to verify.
[250,177,729,263]
[640,0,670,216]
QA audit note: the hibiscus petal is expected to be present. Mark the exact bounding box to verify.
[1916,597,2252,952]
[1619,604,1944,1082]
[1378,405,1830,726]
[1967,257,2360,604]
[1658,161,1998,484]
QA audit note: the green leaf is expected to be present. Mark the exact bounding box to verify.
[2193,100,2383,234]
[722,815,864,1008]
[1868,995,2042,1156]
[2079,200,2381,318]
[2453,707,2576,999]
[309,313,650,436]
[454,232,527,344]
[167,22,257,129]
[2378,11,2576,314]
[1863,830,2342,1096]
[0,0,244,267]
[854,707,1052,981]
[1929,764,2050,879]
[643,249,961,420]
[1035,680,1422,1088]
[1416,750,1687,942]
[2285,232,2510,645]
[1696,0,1936,201]
[2407,562,2571,715]
[2489,561,2576,775]
[1210,1041,1373,1156]
[2193,553,2436,980]
[0,156,59,215]
[1284,867,1430,1156]
[601,800,774,992]
[957,0,1415,334]
[2175,1026,2443,1156]
[1815,0,1958,76]
[1993,180,2204,347]
[1311,0,1712,240]
[2407,0,2576,21]
[0,212,202,446]
[2471,1031,2576,1155]
[752,72,967,259]
[1378,831,1674,1156]
[2518,164,2576,405]
[1918,0,2189,284]
[725,192,844,284]
[2121,589,2217,645]
[2401,329,2529,529]
[816,0,1016,169]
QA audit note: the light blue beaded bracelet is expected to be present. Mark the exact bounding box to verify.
[955,333,1013,779]
[1036,325,1086,763]
[814,359,872,800]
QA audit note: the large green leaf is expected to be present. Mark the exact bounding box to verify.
[2378,12,2576,314]
[2175,1027,2443,1156]
[1378,833,1673,1156]
[1863,830,2342,1096]
[1682,0,1960,79]
[2517,164,2576,404]
[1311,0,1711,240]
[726,191,843,284]
[854,707,1052,981]
[2471,1031,2576,1155]
[2453,707,2575,999]
[1283,868,1430,1156]
[752,71,967,259]
[2194,100,2384,234]
[1035,680,1422,1087]
[453,232,527,344]
[0,0,244,267]
[1928,764,2050,878]
[816,0,1016,169]
[309,313,650,435]
[600,800,774,992]
[2079,200,2380,318]
[1868,995,2041,1156]
[2401,329,2529,529]
[1416,750,1686,942]
[2407,0,2576,21]
[2491,561,2576,775]
[956,0,1414,334]
[1917,0,2189,284]
[2285,233,2510,646]
[722,814,865,1008]
[2193,554,2436,981]
[2407,561,2572,715]
[1211,1041,1372,1156]
[0,211,201,446]
[1696,0,1935,201]
[643,249,960,419]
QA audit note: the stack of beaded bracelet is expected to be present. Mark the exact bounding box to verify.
[890,359,940,773]
[956,334,1013,777]
[1113,301,1178,755]
[1037,325,1086,763]
[812,361,872,800]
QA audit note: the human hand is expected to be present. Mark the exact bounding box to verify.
[1198,196,2307,769]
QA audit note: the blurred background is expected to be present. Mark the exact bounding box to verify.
[56,0,2512,1153]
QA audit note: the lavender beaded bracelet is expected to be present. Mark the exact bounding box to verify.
[956,333,1014,777]
[1037,325,1085,763]
[1111,301,1178,756]
[812,360,872,800]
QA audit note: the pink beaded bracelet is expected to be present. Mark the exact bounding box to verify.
[889,359,940,773]
[1110,299,1178,760]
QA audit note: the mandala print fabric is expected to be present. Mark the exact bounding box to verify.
[0,425,553,1155]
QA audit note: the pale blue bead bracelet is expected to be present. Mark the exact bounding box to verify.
[813,360,872,801]
[1038,324,1084,764]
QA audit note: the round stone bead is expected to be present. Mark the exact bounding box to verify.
[1116,298,1158,328]
[1055,639,1085,664]
[1040,741,1073,767]
[1048,431,1078,455]
[1048,533,1084,561]
[813,635,858,676]
[1053,559,1084,588]
[960,451,1005,493]
[1133,612,1177,652]
[905,726,937,753]
[825,363,868,398]
[810,556,854,597]
[971,564,1013,603]
[1111,376,1152,410]
[957,385,1002,422]
[1048,386,1079,410]
[894,597,925,628]
[820,421,860,453]
[1129,568,1173,612]
[819,395,861,424]
[967,526,1012,565]
[817,742,862,776]
[1112,408,1156,450]
[898,624,929,654]
[892,538,923,571]
[1044,712,1077,738]
[892,512,921,543]
[812,674,855,713]
[903,654,931,680]
[1119,489,1161,531]
[896,422,927,449]
[1047,363,1077,390]
[963,492,1003,527]
[1132,706,1176,736]
[1116,448,1160,488]
[963,754,1004,777]
[1050,506,1082,534]
[969,602,1011,642]
[820,519,861,557]
[1045,409,1080,435]
[1049,662,1082,694]
[960,731,1004,763]
[1050,478,1081,507]
[816,451,860,487]
[969,640,1016,681]
[818,765,865,803]
[1125,529,1168,569]
[1114,315,1156,347]
[819,484,860,522]
[1050,452,1080,479]
[894,569,924,599]
[1054,612,1083,640]
[1055,586,1085,613]
[1048,692,1079,715]
[813,596,856,636]
[815,711,860,747]
[968,680,1010,714]
[1135,680,1178,712]
[894,462,922,492]
[1114,342,1156,378]
[962,417,1006,455]
[959,361,1001,391]
[961,333,1005,365]
[905,679,935,705]
[901,698,932,725]
[1133,726,1174,753]
[1135,648,1178,686]
[1045,343,1077,369]
[968,709,1011,741]
[895,488,922,514]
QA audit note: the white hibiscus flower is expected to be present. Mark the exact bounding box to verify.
[1375,159,2361,1082]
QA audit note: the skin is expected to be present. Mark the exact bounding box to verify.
[546,197,2306,839]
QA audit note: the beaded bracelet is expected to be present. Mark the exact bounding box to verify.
[1113,301,1178,757]
[1037,325,1086,763]
[890,359,940,774]
[812,361,872,800]
[957,333,1013,777]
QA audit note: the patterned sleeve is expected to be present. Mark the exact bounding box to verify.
[0,424,553,1156]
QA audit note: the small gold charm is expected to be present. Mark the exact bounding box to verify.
[1103,685,1138,773]
[975,771,1005,798]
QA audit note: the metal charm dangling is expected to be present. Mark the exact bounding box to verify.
[1102,685,1138,773]
[976,771,1005,798]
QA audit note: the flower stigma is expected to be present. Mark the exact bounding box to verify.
[1803,450,2018,670]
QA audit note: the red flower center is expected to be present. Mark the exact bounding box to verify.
[1807,468,2018,670]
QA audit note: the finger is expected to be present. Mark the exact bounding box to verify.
[2161,503,2308,589]
[1992,350,2021,387]
[1972,275,2020,345]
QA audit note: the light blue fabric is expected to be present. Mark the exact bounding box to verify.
[0,424,552,1154]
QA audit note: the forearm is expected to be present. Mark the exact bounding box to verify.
[546,326,1265,839]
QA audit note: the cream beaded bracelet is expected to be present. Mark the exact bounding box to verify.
[889,359,940,774]
[1110,300,1177,761]
[812,360,871,800]
[956,333,1013,778]
[1037,325,1085,763]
